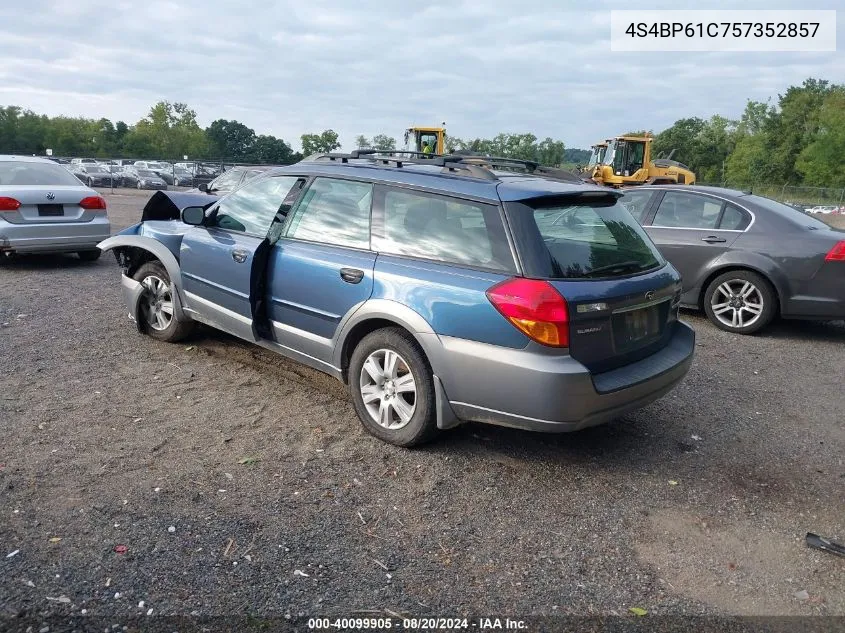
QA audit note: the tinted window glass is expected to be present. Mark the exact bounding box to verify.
[619,189,654,223]
[0,161,83,186]
[286,178,372,249]
[374,188,515,272]
[720,204,749,230]
[520,199,663,279]
[653,191,722,229]
[745,194,830,229]
[213,176,300,235]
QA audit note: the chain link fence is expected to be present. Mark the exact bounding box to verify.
[699,182,845,210]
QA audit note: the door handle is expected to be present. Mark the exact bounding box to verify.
[701,236,727,244]
[340,267,365,284]
[231,249,249,263]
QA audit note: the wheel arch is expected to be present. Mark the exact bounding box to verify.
[334,300,461,431]
[697,264,783,314]
[98,234,189,321]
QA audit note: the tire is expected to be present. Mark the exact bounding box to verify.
[348,327,439,447]
[703,270,776,334]
[132,261,194,342]
[77,250,101,262]
[137,182,142,189]
[87,178,93,188]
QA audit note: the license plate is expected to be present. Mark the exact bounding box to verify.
[613,304,663,350]
[37,204,64,216]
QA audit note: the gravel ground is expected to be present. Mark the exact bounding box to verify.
[1,189,843,626]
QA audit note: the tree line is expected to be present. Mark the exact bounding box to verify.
[1,77,841,186]
[650,78,844,188]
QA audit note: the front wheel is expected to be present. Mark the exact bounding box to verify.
[348,327,438,447]
[703,270,776,334]
[132,261,194,342]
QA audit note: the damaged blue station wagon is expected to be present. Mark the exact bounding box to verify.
[99,152,694,446]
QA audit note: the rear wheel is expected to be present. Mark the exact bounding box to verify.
[77,250,101,262]
[703,270,776,334]
[348,327,438,447]
[132,261,194,342]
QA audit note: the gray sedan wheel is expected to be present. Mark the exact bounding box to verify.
[348,327,438,447]
[704,270,776,334]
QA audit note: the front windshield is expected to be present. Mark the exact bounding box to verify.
[137,170,157,177]
[86,165,107,173]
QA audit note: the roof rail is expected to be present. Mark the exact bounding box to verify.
[306,151,586,184]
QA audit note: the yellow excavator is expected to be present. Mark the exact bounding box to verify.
[404,124,446,155]
[582,141,608,173]
[589,134,696,187]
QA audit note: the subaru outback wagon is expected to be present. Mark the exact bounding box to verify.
[99,152,694,446]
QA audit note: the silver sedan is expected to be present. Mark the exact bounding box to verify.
[0,156,111,260]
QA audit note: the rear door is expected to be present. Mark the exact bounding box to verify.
[643,190,742,295]
[266,177,376,363]
[179,175,302,341]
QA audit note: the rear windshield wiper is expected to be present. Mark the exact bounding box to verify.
[582,260,645,277]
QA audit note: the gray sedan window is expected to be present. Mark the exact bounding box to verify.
[619,189,654,223]
[653,191,722,229]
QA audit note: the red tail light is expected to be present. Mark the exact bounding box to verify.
[825,241,845,262]
[486,278,570,347]
[79,196,107,211]
[0,197,21,211]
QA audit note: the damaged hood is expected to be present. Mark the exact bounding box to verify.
[141,190,218,222]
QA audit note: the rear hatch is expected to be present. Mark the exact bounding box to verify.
[503,192,682,373]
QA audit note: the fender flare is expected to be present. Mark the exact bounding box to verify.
[332,299,463,430]
[98,234,190,322]
[701,252,790,312]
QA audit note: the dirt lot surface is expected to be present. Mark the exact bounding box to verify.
[1,189,844,626]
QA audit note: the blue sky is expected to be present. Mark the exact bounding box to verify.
[0,0,842,151]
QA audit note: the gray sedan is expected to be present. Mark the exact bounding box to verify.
[0,156,111,260]
[620,185,845,334]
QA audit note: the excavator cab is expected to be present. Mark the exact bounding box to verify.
[604,138,647,178]
[404,125,446,156]
[583,141,608,172]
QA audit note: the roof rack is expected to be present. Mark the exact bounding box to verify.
[307,151,587,184]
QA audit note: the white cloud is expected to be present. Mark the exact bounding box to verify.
[0,0,842,151]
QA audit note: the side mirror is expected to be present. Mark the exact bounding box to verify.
[198,182,208,193]
[182,206,206,226]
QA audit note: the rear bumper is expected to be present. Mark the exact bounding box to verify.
[0,219,111,254]
[438,322,695,432]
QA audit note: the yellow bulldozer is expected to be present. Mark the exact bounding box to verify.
[582,141,608,173]
[589,134,696,187]
[404,124,446,155]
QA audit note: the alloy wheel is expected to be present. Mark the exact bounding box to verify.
[359,349,417,430]
[710,279,764,329]
[140,275,174,331]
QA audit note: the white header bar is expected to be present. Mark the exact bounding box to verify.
[611,10,836,52]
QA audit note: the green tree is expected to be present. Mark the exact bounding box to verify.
[796,88,845,187]
[371,134,396,152]
[355,135,370,149]
[206,119,257,160]
[301,129,340,155]
[248,135,297,164]
[536,138,565,166]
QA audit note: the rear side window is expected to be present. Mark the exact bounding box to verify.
[720,204,750,230]
[619,189,654,223]
[373,187,516,272]
[506,197,664,279]
[652,191,722,229]
[0,161,82,186]
[285,177,372,249]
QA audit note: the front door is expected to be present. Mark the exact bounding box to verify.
[643,190,740,300]
[267,177,376,363]
[180,175,303,341]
